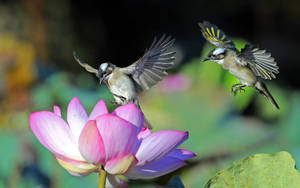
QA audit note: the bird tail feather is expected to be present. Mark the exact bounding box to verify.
[255,81,279,109]
[143,117,153,129]
[134,99,153,129]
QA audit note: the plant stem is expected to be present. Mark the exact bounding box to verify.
[99,166,107,188]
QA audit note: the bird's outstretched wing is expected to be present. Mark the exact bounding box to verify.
[121,34,175,91]
[235,45,279,80]
[73,51,99,77]
[198,21,235,49]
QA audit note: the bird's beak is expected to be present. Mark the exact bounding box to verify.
[202,57,210,62]
[99,77,104,84]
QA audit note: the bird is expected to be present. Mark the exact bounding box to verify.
[73,34,176,127]
[198,21,280,109]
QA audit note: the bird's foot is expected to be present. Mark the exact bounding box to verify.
[109,100,119,106]
[231,83,242,94]
[231,84,246,96]
[111,93,127,104]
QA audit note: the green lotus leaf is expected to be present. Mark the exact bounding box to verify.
[205,151,300,188]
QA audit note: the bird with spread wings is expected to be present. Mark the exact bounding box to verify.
[199,21,279,109]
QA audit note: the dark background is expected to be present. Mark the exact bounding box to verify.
[66,0,300,88]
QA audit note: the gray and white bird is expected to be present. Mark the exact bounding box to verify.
[199,21,280,109]
[73,35,176,127]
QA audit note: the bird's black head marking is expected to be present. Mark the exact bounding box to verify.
[98,62,115,84]
[203,47,227,62]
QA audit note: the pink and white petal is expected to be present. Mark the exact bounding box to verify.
[106,174,128,188]
[96,114,138,161]
[56,157,97,175]
[137,128,151,140]
[125,157,185,179]
[67,171,91,177]
[30,111,84,161]
[131,139,142,155]
[105,154,138,175]
[53,105,62,117]
[132,128,151,154]
[167,149,196,161]
[135,130,188,166]
[79,120,105,165]
[88,99,108,120]
[67,97,89,142]
[112,104,144,132]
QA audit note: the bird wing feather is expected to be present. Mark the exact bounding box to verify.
[120,34,175,92]
[235,45,279,80]
[73,51,99,76]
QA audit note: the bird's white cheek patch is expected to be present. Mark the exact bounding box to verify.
[215,59,224,65]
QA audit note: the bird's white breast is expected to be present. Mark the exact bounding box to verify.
[108,70,136,102]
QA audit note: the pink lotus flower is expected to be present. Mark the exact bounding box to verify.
[30,97,195,187]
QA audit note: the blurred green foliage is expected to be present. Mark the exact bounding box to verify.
[20,40,299,187]
[31,72,115,114]
[166,176,185,188]
[0,132,18,180]
[0,26,299,188]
